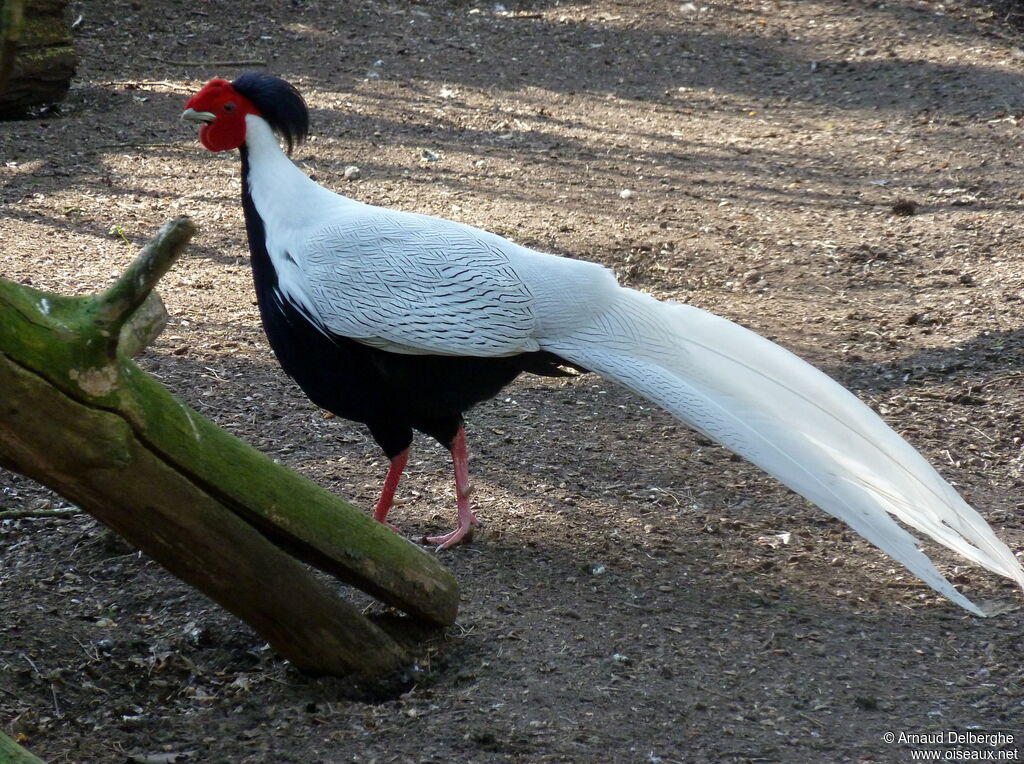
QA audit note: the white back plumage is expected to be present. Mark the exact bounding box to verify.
[243,115,1024,615]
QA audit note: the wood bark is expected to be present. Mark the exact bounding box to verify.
[0,218,459,679]
[0,0,77,116]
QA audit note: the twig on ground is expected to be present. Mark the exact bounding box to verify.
[148,56,266,67]
[979,372,1024,389]
[0,506,80,520]
[98,79,193,91]
[95,142,181,150]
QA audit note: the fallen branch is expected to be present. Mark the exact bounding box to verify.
[148,56,266,67]
[979,372,1024,389]
[99,80,194,91]
[0,218,459,678]
[96,142,183,150]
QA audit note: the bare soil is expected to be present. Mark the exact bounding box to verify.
[3,0,1024,761]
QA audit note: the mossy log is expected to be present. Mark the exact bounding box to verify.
[0,0,77,117]
[0,218,459,678]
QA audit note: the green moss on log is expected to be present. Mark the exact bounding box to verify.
[0,278,460,624]
[0,352,413,677]
[0,218,466,678]
[0,219,459,632]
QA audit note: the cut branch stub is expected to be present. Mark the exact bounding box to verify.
[117,291,169,358]
[94,218,196,343]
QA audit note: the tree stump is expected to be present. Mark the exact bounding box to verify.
[0,0,77,117]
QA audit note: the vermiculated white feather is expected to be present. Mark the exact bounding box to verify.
[238,111,1024,614]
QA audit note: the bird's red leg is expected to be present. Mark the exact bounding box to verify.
[425,427,481,549]
[373,448,409,529]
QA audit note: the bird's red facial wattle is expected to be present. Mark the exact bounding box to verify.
[182,79,260,152]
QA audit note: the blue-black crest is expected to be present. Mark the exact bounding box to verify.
[231,72,310,154]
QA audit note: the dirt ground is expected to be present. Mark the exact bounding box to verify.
[3,0,1024,761]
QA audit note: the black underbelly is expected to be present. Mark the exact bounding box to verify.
[257,283,581,454]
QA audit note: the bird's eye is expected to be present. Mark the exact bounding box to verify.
[224,101,236,113]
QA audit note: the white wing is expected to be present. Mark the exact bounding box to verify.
[287,208,618,357]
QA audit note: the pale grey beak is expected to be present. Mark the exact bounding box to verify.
[181,108,215,124]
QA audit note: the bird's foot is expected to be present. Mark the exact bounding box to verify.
[423,512,482,551]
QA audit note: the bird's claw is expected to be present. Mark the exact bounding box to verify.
[424,514,482,551]
[424,528,473,551]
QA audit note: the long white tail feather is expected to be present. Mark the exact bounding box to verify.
[544,288,1024,615]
